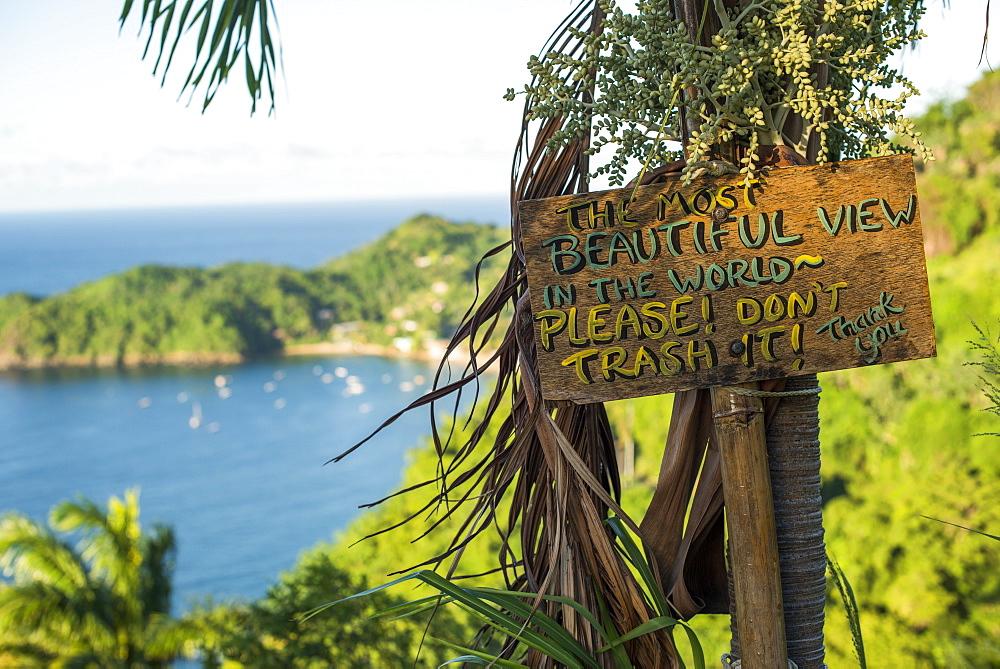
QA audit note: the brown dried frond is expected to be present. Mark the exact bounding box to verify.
[334,1,681,666]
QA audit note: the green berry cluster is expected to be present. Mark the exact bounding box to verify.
[507,0,932,185]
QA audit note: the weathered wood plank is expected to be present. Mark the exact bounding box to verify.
[518,155,936,404]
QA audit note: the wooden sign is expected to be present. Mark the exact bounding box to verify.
[518,155,936,404]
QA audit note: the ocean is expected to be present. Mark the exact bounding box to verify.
[0,197,507,610]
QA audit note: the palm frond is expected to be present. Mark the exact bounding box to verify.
[120,0,282,115]
[314,569,704,668]
[920,515,1000,541]
[0,514,91,593]
[51,489,143,600]
[142,522,178,617]
[0,491,192,666]
[0,580,117,660]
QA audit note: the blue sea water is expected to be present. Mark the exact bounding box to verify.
[0,357,443,605]
[0,198,506,610]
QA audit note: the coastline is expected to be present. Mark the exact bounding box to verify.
[284,341,432,360]
[283,340,491,366]
[0,350,245,372]
[0,339,496,373]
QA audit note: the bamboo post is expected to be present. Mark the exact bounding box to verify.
[711,382,789,668]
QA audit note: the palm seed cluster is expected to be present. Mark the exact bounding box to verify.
[506,0,933,185]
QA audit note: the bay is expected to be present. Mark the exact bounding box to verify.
[0,197,504,610]
[0,354,443,608]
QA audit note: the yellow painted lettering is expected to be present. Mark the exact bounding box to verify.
[736,298,762,326]
[640,302,670,339]
[587,305,613,343]
[561,349,599,384]
[687,340,717,371]
[659,342,684,376]
[601,347,635,381]
[758,325,786,361]
[763,294,786,322]
[632,346,659,378]
[715,185,738,210]
[566,307,590,345]
[824,281,848,312]
[670,296,698,336]
[614,304,643,341]
[535,309,568,351]
[787,291,817,318]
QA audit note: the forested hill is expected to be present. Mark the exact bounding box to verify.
[0,215,509,370]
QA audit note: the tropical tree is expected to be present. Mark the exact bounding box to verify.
[0,489,195,667]
[912,69,1000,251]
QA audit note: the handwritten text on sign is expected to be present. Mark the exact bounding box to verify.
[518,155,936,404]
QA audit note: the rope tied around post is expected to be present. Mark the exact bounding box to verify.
[722,655,812,668]
[719,385,822,398]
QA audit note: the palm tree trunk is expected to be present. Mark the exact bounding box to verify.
[767,374,826,668]
[728,374,826,668]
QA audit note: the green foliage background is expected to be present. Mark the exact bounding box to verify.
[913,70,1000,251]
[191,550,468,667]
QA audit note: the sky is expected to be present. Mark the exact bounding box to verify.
[0,0,994,214]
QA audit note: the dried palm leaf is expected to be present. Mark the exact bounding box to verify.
[334,1,682,666]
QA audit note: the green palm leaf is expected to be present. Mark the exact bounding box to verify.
[0,515,90,592]
[120,0,282,114]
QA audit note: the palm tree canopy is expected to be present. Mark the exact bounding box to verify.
[0,489,192,668]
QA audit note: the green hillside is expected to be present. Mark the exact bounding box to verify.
[0,215,508,370]
[320,213,510,348]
